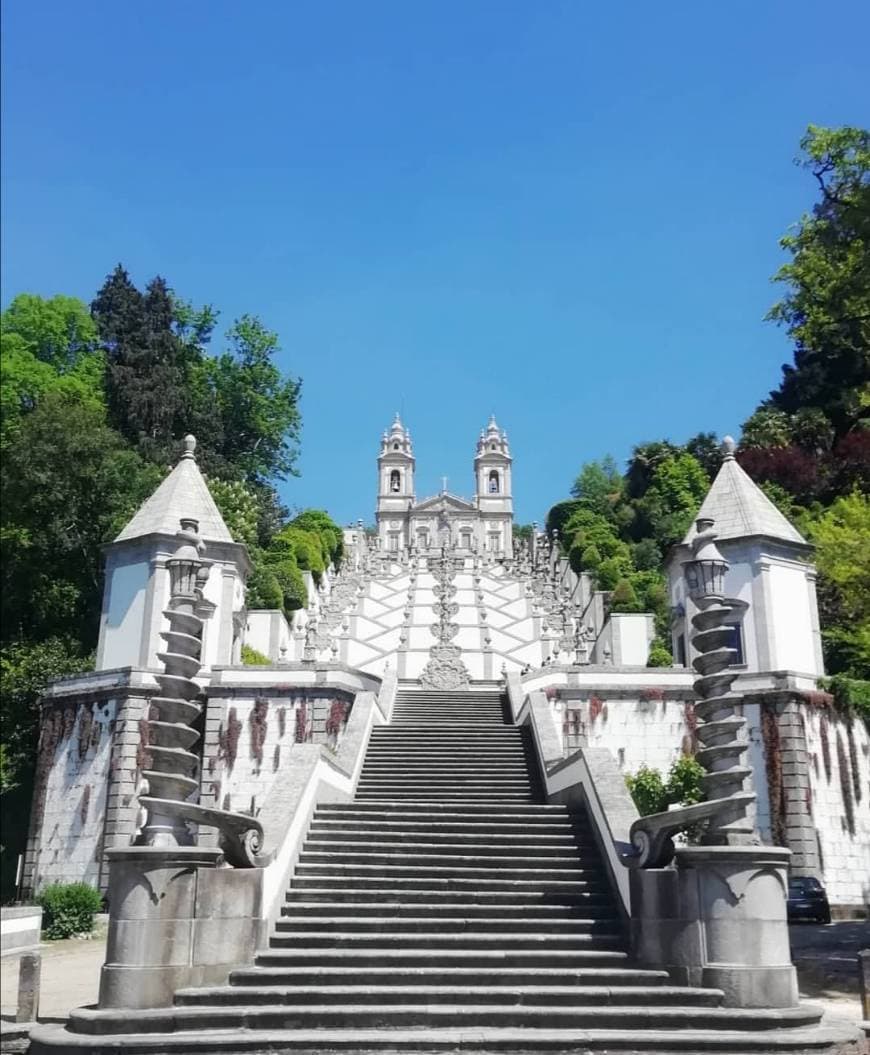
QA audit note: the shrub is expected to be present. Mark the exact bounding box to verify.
[241,644,270,666]
[625,766,667,816]
[37,881,102,939]
[626,756,705,819]
[647,638,673,667]
[666,754,704,806]
[610,579,640,613]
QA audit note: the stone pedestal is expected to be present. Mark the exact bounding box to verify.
[631,845,798,1008]
[99,846,265,1009]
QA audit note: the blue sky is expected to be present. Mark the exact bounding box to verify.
[2,2,868,526]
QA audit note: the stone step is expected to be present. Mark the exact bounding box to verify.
[30,1021,860,1053]
[311,812,577,830]
[303,836,593,853]
[297,851,590,870]
[358,762,531,770]
[285,888,614,906]
[229,965,671,988]
[268,931,624,950]
[355,776,536,785]
[316,801,565,818]
[275,915,620,932]
[60,1002,824,1034]
[289,875,609,892]
[293,861,596,879]
[253,948,632,968]
[354,779,539,789]
[279,901,618,919]
[175,984,723,1008]
[308,822,585,839]
[350,793,539,801]
[362,750,530,760]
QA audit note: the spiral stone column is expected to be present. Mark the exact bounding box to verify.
[628,516,797,1009]
[138,517,209,846]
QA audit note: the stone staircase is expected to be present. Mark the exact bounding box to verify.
[30,688,860,1052]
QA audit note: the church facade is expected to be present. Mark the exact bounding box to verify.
[375,414,514,557]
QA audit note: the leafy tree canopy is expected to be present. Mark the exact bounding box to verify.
[767,125,870,437]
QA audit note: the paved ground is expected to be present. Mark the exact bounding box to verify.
[2,921,867,1025]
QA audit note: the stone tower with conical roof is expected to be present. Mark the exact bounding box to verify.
[95,436,251,672]
[666,436,824,676]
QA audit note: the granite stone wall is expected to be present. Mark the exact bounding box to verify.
[25,698,118,892]
[803,703,870,909]
[200,690,355,820]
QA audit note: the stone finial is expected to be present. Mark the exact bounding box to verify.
[722,435,737,460]
[181,434,197,460]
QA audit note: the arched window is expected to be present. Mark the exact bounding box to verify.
[390,469,401,492]
[393,443,400,451]
[488,470,500,493]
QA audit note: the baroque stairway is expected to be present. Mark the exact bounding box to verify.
[32,690,857,1053]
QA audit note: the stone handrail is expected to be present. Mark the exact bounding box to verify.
[517,688,637,920]
[255,690,387,929]
[626,791,757,869]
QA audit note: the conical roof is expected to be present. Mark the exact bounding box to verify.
[114,435,234,544]
[682,437,808,548]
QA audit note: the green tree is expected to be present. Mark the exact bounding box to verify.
[93,266,183,462]
[1,393,161,643]
[201,316,302,485]
[804,491,870,677]
[1,296,105,446]
[767,125,870,437]
[570,456,624,520]
[637,452,710,549]
[610,579,640,613]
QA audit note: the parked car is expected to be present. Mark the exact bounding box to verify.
[787,876,831,924]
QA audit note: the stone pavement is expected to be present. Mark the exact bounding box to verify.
[0,926,105,1023]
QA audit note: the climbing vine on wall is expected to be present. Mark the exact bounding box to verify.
[218,708,242,771]
[325,699,349,738]
[77,703,94,760]
[249,698,269,769]
[846,720,862,804]
[136,717,151,772]
[295,701,311,743]
[762,708,787,847]
[79,784,91,826]
[588,696,604,723]
[819,714,832,782]
[277,706,287,739]
[836,731,856,836]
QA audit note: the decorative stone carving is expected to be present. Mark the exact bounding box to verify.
[420,553,470,689]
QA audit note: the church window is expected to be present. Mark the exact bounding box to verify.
[390,469,401,492]
[461,530,472,549]
[389,533,399,552]
[488,470,500,493]
[724,622,745,666]
[393,443,400,451]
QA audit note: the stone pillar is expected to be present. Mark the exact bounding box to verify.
[99,846,263,1009]
[99,693,152,891]
[762,695,821,877]
[631,845,798,1008]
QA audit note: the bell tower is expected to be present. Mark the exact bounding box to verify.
[474,415,514,556]
[376,414,415,552]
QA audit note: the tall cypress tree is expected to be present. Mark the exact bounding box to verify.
[91,266,188,465]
